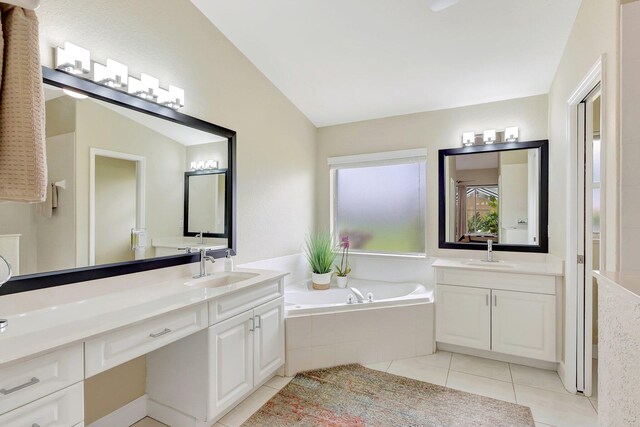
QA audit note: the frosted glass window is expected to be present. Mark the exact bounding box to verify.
[592,188,600,234]
[335,162,426,254]
[593,138,601,183]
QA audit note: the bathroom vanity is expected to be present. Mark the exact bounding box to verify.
[433,258,563,363]
[0,268,286,427]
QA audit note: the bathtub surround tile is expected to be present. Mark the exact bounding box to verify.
[311,344,336,369]
[446,371,516,403]
[218,386,279,427]
[450,353,512,382]
[310,313,336,346]
[333,311,364,343]
[285,347,312,376]
[387,357,449,385]
[509,363,568,394]
[514,384,598,427]
[334,341,359,365]
[377,331,416,361]
[356,339,379,364]
[284,316,311,350]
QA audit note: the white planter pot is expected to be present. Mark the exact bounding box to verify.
[336,276,348,288]
[312,271,332,290]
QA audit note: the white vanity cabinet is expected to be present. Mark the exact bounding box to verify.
[434,263,560,363]
[147,278,285,426]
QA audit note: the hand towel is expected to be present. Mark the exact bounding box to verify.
[0,4,47,202]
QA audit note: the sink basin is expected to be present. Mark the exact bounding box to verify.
[184,272,259,288]
[462,260,515,269]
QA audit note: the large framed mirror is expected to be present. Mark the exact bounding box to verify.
[438,140,548,253]
[0,67,236,295]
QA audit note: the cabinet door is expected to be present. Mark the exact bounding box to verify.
[208,311,254,420]
[253,297,285,385]
[491,290,556,361]
[436,284,491,350]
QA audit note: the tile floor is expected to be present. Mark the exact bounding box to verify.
[132,352,599,427]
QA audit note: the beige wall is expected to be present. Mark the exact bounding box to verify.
[316,94,549,258]
[38,0,317,265]
[547,0,620,270]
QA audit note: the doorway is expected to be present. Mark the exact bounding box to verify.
[89,148,146,266]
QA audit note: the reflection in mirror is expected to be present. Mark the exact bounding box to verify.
[0,83,230,276]
[444,148,540,245]
[0,255,12,286]
[185,171,227,236]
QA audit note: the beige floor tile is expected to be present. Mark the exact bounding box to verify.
[264,375,293,390]
[446,370,516,403]
[218,386,279,427]
[514,384,597,427]
[364,360,392,372]
[450,353,511,382]
[535,423,557,427]
[387,357,449,385]
[589,398,598,413]
[400,350,453,369]
[131,417,168,427]
[509,364,568,394]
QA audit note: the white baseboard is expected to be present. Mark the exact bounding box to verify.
[88,394,148,427]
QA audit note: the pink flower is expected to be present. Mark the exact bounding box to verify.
[341,236,350,249]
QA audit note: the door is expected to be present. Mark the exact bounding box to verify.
[253,297,285,385]
[436,284,491,350]
[208,311,254,420]
[491,290,556,361]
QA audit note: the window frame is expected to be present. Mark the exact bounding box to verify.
[328,149,428,257]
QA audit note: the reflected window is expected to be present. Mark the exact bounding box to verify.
[464,186,499,237]
[331,154,426,255]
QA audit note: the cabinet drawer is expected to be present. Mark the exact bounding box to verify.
[209,280,283,325]
[436,268,556,295]
[0,382,83,427]
[85,303,208,377]
[0,344,83,415]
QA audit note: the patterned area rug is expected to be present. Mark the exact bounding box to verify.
[242,364,535,426]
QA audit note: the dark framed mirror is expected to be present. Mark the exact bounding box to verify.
[184,169,230,238]
[438,140,548,253]
[0,67,236,295]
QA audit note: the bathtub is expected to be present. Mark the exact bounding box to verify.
[284,278,435,376]
[285,278,432,316]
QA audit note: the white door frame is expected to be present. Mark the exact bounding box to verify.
[564,55,606,395]
[89,148,146,266]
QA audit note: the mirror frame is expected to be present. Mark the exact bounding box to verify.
[0,66,237,296]
[183,169,230,238]
[438,139,549,253]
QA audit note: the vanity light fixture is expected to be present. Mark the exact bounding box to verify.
[190,160,219,170]
[505,126,520,142]
[190,161,198,170]
[204,160,218,169]
[158,85,185,110]
[462,132,475,147]
[483,129,496,145]
[55,42,91,76]
[128,73,159,101]
[93,59,128,89]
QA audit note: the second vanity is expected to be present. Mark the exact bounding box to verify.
[0,268,286,427]
[433,258,563,364]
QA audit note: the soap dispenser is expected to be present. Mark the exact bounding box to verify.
[224,249,235,272]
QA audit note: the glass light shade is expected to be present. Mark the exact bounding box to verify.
[196,161,205,169]
[505,126,519,142]
[55,42,90,75]
[190,161,198,170]
[462,132,475,146]
[204,160,218,169]
[483,129,496,144]
[158,85,185,110]
[128,74,159,101]
[94,59,128,89]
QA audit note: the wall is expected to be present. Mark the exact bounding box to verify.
[38,0,317,265]
[547,0,620,270]
[316,94,549,261]
[620,1,640,270]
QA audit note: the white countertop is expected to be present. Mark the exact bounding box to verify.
[432,257,564,276]
[593,270,640,299]
[0,268,286,366]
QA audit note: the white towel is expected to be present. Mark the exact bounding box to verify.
[0,4,47,202]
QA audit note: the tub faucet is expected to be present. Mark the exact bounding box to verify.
[349,287,366,303]
[194,248,215,278]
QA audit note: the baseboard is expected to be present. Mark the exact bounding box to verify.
[88,394,148,427]
[436,343,558,371]
[592,344,598,359]
[147,399,201,427]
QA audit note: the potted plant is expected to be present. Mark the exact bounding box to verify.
[334,236,351,288]
[305,232,337,290]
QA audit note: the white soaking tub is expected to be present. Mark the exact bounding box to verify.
[284,278,435,376]
[285,278,432,317]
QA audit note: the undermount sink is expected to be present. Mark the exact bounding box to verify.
[461,260,515,269]
[184,272,259,288]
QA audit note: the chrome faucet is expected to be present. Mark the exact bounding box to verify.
[195,232,205,244]
[349,287,366,303]
[485,239,495,262]
[194,248,215,278]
